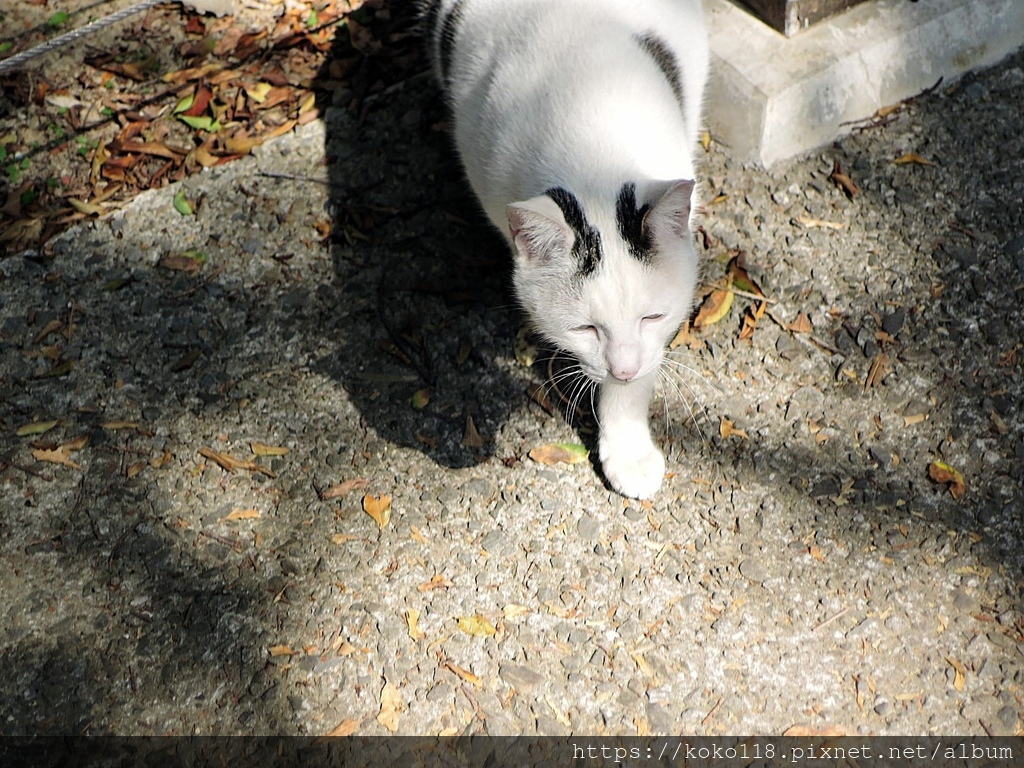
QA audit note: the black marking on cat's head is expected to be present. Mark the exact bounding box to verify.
[546,187,603,278]
[616,183,653,263]
[437,0,466,89]
[635,32,684,113]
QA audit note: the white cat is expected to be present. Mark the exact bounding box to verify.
[424,0,708,498]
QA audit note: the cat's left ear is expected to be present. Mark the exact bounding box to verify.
[506,196,572,264]
[644,179,695,243]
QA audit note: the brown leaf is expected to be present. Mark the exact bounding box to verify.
[829,160,859,198]
[444,661,482,687]
[462,414,485,448]
[362,494,392,528]
[945,656,966,691]
[159,254,204,274]
[864,352,891,389]
[198,447,275,477]
[787,313,813,334]
[320,477,369,500]
[417,574,453,592]
[323,719,359,737]
[929,461,966,499]
[32,433,90,470]
[268,644,295,657]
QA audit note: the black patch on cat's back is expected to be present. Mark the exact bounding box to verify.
[546,187,603,278]
[616,183,653,263]
[433,0,466,88]
[635,32,684,112]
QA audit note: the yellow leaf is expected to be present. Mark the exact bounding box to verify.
[251,442,288,456]
[719,417,749,441]
[893,152,934,166]
[362,493,392,528]
[377,680,405,733]
[945,656,966,691]
[150,452,174,468]
[445,662,482,687]
[693,288,734,328]
[244,82,273,103]
[99,420,138,430]
[405,609,425,641]
[456,614,496,638]
[67,198,106,215]
[503,604,531,620]
[223,508,260,522]
[16,420,59,437]
[268,644,295,657]
[126,460,148,478]
[528,443,590,466]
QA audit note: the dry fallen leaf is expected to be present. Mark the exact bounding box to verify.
[945,656,967,691]
[362,494,392,528]
[893,152,934,166]
[462,414,486,448]
[223,508,260,522]
[32,433,90,470]
[405,609,425,641]
[198,447,275,477]
[528,443,590,466]
[320,477,369,500]
[456,614,497,638]
[719,417,749,441]
[444,661,482,687]
[794,214,845,230]
[418,574,453,592]
[829,159,859,198]
[376,680,405,733]
[787,313,814,334]
[929,460,966,499]
[268,644,295,657]
[503,604,531,620]
[323,719,359,737]
[16,420,59,437]
[864,352,891,390]
[693,288,734,328]
[251,442,288,456]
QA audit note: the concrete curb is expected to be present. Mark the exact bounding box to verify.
[706,0,1024,167]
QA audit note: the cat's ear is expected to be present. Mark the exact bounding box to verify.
[506,196,571,263]
[644,179,695,244]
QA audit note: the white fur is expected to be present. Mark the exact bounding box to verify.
[429,0,708,498]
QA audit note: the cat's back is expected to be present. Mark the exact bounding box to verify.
[425,0,708,224]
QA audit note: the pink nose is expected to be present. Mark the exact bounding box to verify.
[610,366,639,382]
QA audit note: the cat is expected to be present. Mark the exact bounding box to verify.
[423,0,708,498]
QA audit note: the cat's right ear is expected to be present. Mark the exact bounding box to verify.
[506,197,571,263]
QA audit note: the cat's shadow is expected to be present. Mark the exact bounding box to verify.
[313,18,552,470]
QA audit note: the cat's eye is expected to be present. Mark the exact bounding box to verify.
[572,324,598,335]
[642,314,665,323]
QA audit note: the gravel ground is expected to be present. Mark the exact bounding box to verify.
[2,23,1023,736]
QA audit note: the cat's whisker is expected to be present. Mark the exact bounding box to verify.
[658,366,710,448]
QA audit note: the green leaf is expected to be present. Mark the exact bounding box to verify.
[20,186,38,206]
[101,277,132,292]
[307,9,318,27]
[181,249,207,263]
[0,41,13,54]
[0,145,6,163]
[47,11,69,28]
[411,388,431,410]
[173,93,194,115]
[177,115,221,132]
[528,442,590,466]
[172,189,194,216]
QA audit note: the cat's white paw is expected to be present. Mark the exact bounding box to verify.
[600,441,666,499]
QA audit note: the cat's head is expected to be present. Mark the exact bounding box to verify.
[507,180,699,383]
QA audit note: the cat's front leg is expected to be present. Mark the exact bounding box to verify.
[598,373,664,499]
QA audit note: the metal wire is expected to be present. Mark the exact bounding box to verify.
[0,0,165,76]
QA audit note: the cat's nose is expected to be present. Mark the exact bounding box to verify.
[610,365,639,382]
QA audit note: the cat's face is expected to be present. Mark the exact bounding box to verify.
[507,181,698,383]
